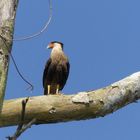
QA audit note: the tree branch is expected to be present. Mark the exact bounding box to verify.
[0,72,140,128]
[0,0,19,113]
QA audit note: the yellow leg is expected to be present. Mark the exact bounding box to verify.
[56,84,60,94]
[48,85,51,94]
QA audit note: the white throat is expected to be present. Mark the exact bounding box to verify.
[51,43,63,57]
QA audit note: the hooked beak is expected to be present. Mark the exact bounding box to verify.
[46,43,54,49]
[46,45,51,49]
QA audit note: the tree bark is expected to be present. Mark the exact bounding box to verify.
[0,0,19,113]
[0,72,140,128]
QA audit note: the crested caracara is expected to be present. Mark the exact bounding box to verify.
[43,41,70,95]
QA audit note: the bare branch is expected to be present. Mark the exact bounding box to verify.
[1,72,140,127]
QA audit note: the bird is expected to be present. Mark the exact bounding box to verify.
[43,41,70,95]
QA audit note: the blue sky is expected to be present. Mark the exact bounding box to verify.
[1,0,140,139]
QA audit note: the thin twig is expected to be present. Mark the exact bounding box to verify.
[13,0,52,41]
[14,118,37,138]
[0,35,34,91]
[6,98,36,140]
[15,98,29,134]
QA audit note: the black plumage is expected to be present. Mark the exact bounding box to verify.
[43,42,70,95]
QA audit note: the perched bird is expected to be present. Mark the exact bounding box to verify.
[43,41,70,95]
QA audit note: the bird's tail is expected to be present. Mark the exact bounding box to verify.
[44,88,48,95]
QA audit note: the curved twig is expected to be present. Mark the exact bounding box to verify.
[0,35,34,91]
[13,0,52,41]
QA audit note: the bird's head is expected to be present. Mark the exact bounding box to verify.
[47,41,63,50]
